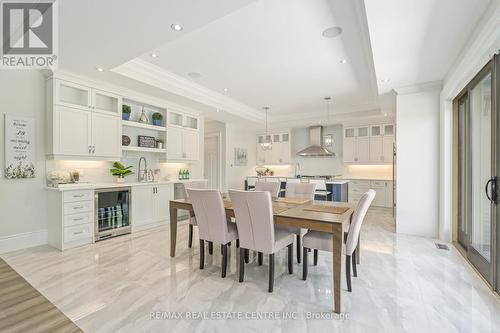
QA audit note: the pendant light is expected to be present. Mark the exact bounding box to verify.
[323,97,334,146]
[261,106,272,150]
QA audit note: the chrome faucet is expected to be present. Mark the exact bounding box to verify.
[138,157,147,182]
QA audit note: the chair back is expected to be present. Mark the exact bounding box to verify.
[309,179,327,191]
[285,182,316,200]
[265,177,280,183]
[229,190,275,253]
[345,189,376,255]
[187,189,229,242]
[254,181,280,198]
[183,181,206,198]
[286,178,301,184]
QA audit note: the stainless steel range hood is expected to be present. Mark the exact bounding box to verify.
[296,126,335,157]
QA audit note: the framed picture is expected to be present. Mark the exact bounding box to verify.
[4,114,36,179]
[234,148,248,166]
[138,135,156,148]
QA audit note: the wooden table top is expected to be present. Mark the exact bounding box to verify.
[171,198,354,225]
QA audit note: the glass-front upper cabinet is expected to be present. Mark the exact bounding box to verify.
[55,80,91,110]
[344,128,355,138]
[184,115,198,130]
[169,111,183,127]
[370,125,382,137]
[92,89,121,115]
[384,124,394,136]
[357,126,369,137]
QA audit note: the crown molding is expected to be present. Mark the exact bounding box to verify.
[393,80,443,95]
[112,58,265,123]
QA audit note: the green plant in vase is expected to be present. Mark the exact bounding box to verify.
[122,105,131,121]
[110,161,134,183]
[152,112,163,126]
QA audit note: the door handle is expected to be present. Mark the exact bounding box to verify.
[485,176,498,204]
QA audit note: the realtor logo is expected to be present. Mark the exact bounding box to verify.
[1,0,58,68]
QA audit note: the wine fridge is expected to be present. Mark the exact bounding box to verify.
[94,187,131,241]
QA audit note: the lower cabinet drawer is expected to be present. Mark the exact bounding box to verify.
[63,190,94,203]
[64,224,92,243]
[64,212,92,227]
[63,201,92,215]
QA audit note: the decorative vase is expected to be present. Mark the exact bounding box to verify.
[116,177,125,183]
[138,107,149,123]
[122,113,130,121]
[156,141,163,149]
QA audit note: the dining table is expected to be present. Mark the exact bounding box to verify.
[169,197,355,314]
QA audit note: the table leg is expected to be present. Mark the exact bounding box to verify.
[332,225,342,313]
[170,206,178,257]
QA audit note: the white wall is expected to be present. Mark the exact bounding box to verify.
[0,70,48,252]
[225,124,257,190]
[396,85,441,238]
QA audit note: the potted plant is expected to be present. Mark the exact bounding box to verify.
[70,170,80,183]
[122,105,131,121]
[110,161,134,183]
[152,112,163,126]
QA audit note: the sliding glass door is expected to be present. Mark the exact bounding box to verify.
[456,56,498,287]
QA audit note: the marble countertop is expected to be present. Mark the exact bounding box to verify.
[46,179,208,191]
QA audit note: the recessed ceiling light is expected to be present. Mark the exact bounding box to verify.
[96,67,104,72]
[216,109,220,113]
[150,53,158,58]
[322,26,343,38]
[384,113,388,117]
[340,59,347,64]
[187,72,202,78]
[171,24,183,31]
[381,78,390,83]
[223,88,228,93]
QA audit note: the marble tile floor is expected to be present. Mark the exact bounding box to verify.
[2,207,500,333]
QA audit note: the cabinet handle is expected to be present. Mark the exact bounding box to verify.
[73,231,84,235]
[88,146,91,154]
[73,217,84,221]
[73,206,84,209]
[92,146,96,154]
[73,194,84,198]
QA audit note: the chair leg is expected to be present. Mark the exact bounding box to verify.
[208,241,213,255]
[268,254,275,292]
[296,235,302,263]
[313,249,318,266]
[258,252,263,265]
[239,248,245,282]
[221,244,228,278]
[287,244,293,274]
[352,250,357,277]
[346,255,352,292]
[199,240,205,269]
[188,224,193,248]
[220,244,224,255]
[244,249,249,264]
[236,239,240,248]
[302,247,308,280]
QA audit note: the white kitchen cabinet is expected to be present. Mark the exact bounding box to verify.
[47,189,95,251]
[343,123,394,165]
[55,106,92,156]
[167,126,199,161]
[92,113,122,157]
[348,179,393,208]
[47,78,122,160]
[256,132,291,165]
[183,130,199,160]
[132,184,174,232]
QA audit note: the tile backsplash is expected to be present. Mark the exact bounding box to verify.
[46,153,191,184]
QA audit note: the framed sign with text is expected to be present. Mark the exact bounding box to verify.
[4,115,35,179]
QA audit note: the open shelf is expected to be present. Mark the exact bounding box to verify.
[122,146,166,153]
[122,120,166,132]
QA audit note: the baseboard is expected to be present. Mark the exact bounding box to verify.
[0,230,48,254]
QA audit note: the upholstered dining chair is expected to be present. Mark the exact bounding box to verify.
[183,182,206,249]
[284,182,316,263]
[187,189,239,278]
[302,189,376,292]
[254,181,280,199]
[229,190,295,292]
